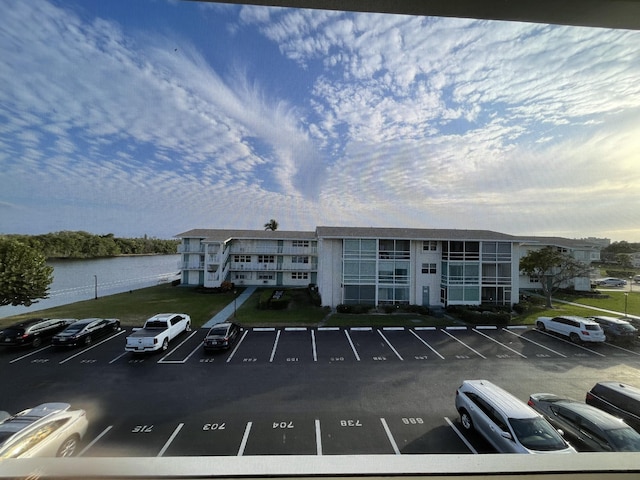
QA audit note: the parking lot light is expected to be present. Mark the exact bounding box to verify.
[624,293,628,318]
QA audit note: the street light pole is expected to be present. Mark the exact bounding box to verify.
[94,275,98,300]
[624,293,628,318]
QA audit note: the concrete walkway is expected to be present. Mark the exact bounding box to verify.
[202,286,257,328]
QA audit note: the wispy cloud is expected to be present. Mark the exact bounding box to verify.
[1,1,639,240]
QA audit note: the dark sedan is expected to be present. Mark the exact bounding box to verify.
[203,322,241,351]
[0,318,77,348]
[588,316,638,345]
[528,393,640,452]
[52,318,121,347]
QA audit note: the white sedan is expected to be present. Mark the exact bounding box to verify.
[536,315,606,343]
[0,402,88,458]
[596,278,627,287]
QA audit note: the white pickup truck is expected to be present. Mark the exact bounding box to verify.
[125,313,191,353]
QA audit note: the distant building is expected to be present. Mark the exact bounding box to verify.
[176,227,601,308]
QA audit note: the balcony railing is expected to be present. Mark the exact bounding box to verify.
[178,244,205,253]
[229,246,317,255]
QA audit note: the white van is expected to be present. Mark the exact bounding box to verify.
[455,380,575,453]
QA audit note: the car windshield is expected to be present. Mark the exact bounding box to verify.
[617,324,636,332]
[509,417,567,451]
[606,427,640,451]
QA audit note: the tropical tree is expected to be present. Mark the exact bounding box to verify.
[519,246,592,308]
[264,219,279,231]
[0,238,54,307]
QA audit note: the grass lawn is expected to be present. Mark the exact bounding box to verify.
[0,284,236,329]
[2,285,638,330]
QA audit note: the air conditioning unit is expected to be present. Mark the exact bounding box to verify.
[263,280,268,284]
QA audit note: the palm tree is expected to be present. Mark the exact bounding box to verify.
[264,219,279,231]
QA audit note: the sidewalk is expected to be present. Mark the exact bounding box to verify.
[202,286,257,328]
[548,297,640,322]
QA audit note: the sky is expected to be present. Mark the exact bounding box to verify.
[1,1,639,242]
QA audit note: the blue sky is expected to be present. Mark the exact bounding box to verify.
[1,1,639,241]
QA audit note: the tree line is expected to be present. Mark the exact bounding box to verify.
[1,231,179,259]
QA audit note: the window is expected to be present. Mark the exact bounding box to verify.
[423,241,437,251]
[291,272,308,279]
[258,255,275,263]
[257,273,274,280]
[233,255,251,262]
[291,256,309,263]
[422,263,437,274]
[292,240,309,248]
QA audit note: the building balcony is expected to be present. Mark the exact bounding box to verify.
[178,244,205,253]
[229,246,318,255]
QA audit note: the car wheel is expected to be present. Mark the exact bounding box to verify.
[570,332,580,343]
[113,322,121,331]
[536,322,546,332]
[185,323,191,332]
[57,434,80,457]
[162,338,169,351]
[460,409,473,431]
[84,335,92,346]
[32,337,42,348]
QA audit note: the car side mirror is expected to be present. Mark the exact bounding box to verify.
[557,429,565,437]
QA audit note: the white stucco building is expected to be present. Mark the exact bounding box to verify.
[176,227,601,308]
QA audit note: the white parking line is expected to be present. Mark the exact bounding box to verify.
[414,326,436,331]
[285,327,307,331]
[533,329,607,357]
[380,418,401,455]
[59,330,127,364]
[226,330,249,363]
[502,328,567,358]
[317,327,339,331]
[472,328,527,358]
[377,330,404,360]
[409,329,445,360]
[382,327,405,331]
[157,423,184,457]
[77,425,113,457]
[254,327,276,332]
[157,330,200,363]
[603,342,640,356]
[315,419,322,455]
[311,330,318,362]
[9,345,53,364]
[441,329,486,359]
[269,329,281,362]
[344,330,360,361]
[237,422,252,456]
[445,416,478,454]
[351,327,372,331]
[109,351,129,364]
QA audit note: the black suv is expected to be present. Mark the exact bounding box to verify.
[586,382,640,433]
[588,316,638,345]
[0,318,77,348]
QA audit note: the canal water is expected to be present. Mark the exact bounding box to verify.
[0,255,181,319]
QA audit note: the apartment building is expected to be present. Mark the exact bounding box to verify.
[176,227,600,308]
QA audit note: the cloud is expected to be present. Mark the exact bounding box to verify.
[1,2,640,241]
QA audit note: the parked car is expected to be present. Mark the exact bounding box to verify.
[125,313,191,353]
[203,322,241,351]
[633,274,640,284]
[528,393,640,452]
[0,402,88,458]
[535,315,606,344]
[455,380,575,453]
[596,278,627,287]
[52,318,121,347]
[588,316,637,345]
[586,382,640,433]
[0,318,78,348]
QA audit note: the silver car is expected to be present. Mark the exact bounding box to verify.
[455,380,575,454]
[0,402,88,458]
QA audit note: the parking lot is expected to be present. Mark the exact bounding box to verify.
[2,324,640,457]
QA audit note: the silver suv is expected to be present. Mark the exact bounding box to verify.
[455,380,575,453]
